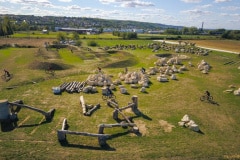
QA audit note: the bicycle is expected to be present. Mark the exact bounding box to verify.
[102,94,116,101]
[200,94,213,102]
[1,73,13,82]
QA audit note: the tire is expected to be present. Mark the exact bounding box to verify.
[110,95,116,99]
[102,95,108,100]
[1,75,6,81]
[208,96,213,101]
[200,95,206,101]
[1,74,13,82]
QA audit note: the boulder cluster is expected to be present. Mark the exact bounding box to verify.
[178,114,200,132]
[197,59,211,74]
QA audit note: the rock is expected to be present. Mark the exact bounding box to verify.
[181,114,190,122]
[233,88,240,96]
[120,87,127,94]
[131,84,138,89]
[140,87,146,93]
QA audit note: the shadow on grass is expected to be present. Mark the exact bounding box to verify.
[196,130,205,135]
[17,120,51,128]
[59,140,116,151]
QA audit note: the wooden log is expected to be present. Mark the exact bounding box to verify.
[85,104,100,116]
[79,96,87,115]
[119,103,135,112]
[107,99,119,109]
[77,81,86,93]
[113,108,131,123]
[8,101,55,121]
[98,123,136,134]
[58,130,110,137]
[61,118,68,130]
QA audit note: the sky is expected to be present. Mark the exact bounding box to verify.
[0,0,240,30]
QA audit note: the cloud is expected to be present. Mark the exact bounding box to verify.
[214,0,231,3]
[121,1,154,7]
[9,0,52,6]
[181,0,202,3]
[99,0,155,7]
[58,0,72,2]
[68,5,81,10]
[222,6,240,11]
[181,9,211,15]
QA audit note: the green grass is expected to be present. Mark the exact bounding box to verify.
[0,38,240,160]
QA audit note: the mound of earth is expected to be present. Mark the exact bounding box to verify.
[28,60,73,70]
[155,53,173,58]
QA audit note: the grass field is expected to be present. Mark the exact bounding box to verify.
[0,36,240,160]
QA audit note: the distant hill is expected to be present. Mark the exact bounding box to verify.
[0,14,183,31]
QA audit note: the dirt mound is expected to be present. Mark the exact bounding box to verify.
[28,61,72,70]
[155,53,172,58]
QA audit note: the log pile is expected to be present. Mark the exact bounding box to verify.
[59,81,86,93]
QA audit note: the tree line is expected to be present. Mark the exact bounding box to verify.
[1,15,240,40]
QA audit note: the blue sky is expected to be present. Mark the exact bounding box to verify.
[0,0,239,30]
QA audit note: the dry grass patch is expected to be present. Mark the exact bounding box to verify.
[188,40,240,52]
[158,120,175,133]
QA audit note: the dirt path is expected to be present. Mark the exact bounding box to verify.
[154,40,240,54]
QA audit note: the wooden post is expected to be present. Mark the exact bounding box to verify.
[132,95,138,111]
[0,99,10,121]
[79,96,87,115]
[113,109,119,121]
[57,130,66,141]
[132,95,141,115]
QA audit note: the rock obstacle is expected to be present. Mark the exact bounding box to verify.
[178,114,200,132]
[118,71,150,88]
[197,59,211,74]
[86,73,112,87]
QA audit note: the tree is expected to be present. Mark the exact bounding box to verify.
[0,16,14,36]
[57,32,67,42]
[72,31,79,40]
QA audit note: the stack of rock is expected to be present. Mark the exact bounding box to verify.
[154,57,167,66]
[118,71,150,87]
[178,114,200,132]
[197,60,211,74]
[157,74,169,82]
[86,73,112,86]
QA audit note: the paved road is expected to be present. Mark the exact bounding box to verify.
[154,40,239,54]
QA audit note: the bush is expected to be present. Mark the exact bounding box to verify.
[87,40,98,47]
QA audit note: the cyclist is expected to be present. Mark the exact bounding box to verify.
[106,86,113,97]
[205,90,211,99]
[141,67,146,74]
[3,69,10,77]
